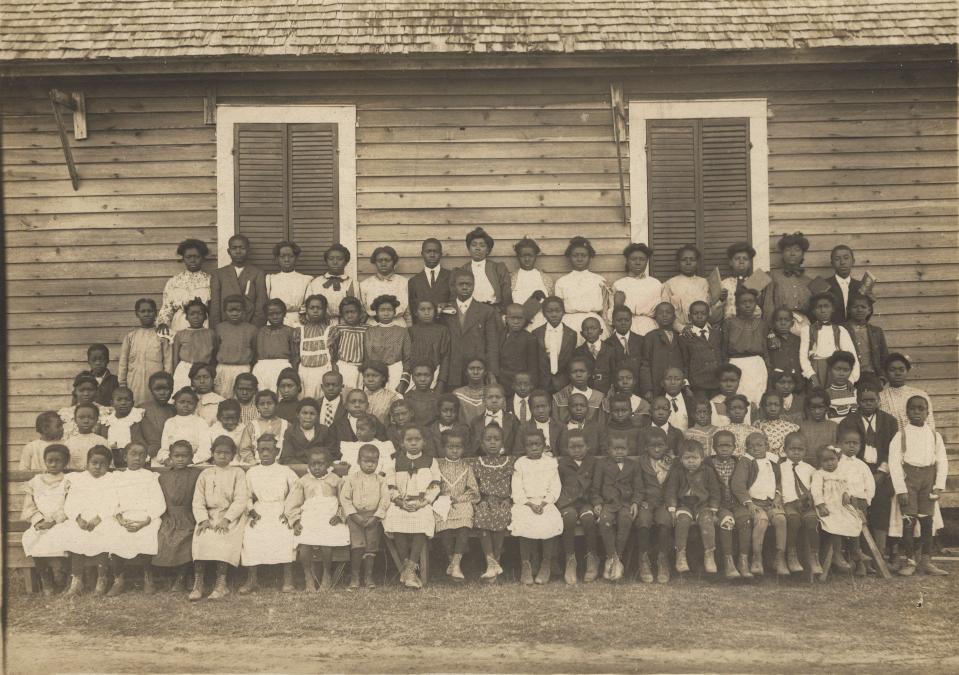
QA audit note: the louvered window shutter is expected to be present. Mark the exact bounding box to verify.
[234,123,339,275]
[646,118,751,279]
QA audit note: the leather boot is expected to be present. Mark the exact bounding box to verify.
[535,554,552,585]
[207,569,230,599]
[93,565,110,596]
[188,570,205,601]
[450,554,465,581]
[774,550,790,576]
[520,561,534,585]
[738,554,754,579]
[480,555,498,580]
[898,557,917,576]
[40,567,56,596]
[919,554,949,576]
[106,572,126,597]
[638,554,654,584]
[281,565,295,592]
[564,553,578,585]
[170,572,187,593]
[809,550,824,576]
[583,552,599,583]
[602,557,613,580]
[786,547,803,573]
[675,549,689,573]
[703,548,718,574]
[750,554,764,576]
[399,560,412,586]
[404,563,422,589]
[64,574,84,597]
[832,552,852,572]
[656,552,670,584]
[348,550,362,590]
[610,555,624,582]
[143,565,156,595]
[363,555,376,589]
[238,567,257,594]
[724,555,740,579]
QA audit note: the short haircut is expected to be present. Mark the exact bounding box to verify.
[357,444,380,460]
[112,386,135,401]
[356,414,378,429]
[255,389,279,404]
[718,363,742,379]
[688,300,709,314]
[35,411,61,433]
[189,362,216,380]
[234,372,259,389]
[276,368,301,389]
[830,244,854,258]
[211,435,238,455]
[173,387,198,402]
[759,390,782,408]
[346,388,368,402]
[43,444,70,462]
[612,304,633,318]
[712,429,735,446]
[783,431,805,448]
[297,397,321,413]
[679,439,704,458]
[267,298,288,315]
[135,297,157,312]
[726,394,749,408]
[87,445,113,463]
[223,294,246,309]
[148,371,175,388]
[451,267,474,284]
[609,392,633,408]
[907,395,929,408]
[421,237,443,251]
[217,398,242,418]
[256,432,278,446]
[483,383,506,398]
[818,445,840,461]
[169,439,195,456]
[442,429,468,446]
[437,393,460,411]
[675,244,700,260]
[272,240,302,258]
[838,426,861,441]
[565,429,587,444]
[308,448,333,464]
[541,295,565,312]
[523,427,546,445]
[228,233,250,248]
[569,355,592,373]
[645,427,667,445]
[74,402,99,417]
[745,431,768,447]
[87,343,109,359]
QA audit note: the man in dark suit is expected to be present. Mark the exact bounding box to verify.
[443,268,501,388]
[408,238,452,321]
[209,233,268,326]
[532,296,577,394]
[826,245,862,324]
[604,306,644,393]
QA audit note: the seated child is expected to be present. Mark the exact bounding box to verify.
[661,366,695,432]
[105,442,166,596]
[812,446,869,574]
[572,317,614,394]
[252,299,298,394]
[119,298,172,406]
[20,443,70,594]
[469,384,519,457]
[281,398,334,466]
[405,361,441,426]
[131,372,175,461]
[383,425,441,589]
[718,395,753,457]
[435,430,480,581]
[20,411,65,472]
[766,308,802,389]
[190,363,224,426]
[723,288,768,405]
[635,428,673,584]
[558,393,606,456]
[518,390,562,456]
[366,294,412,393]
[799,388,839,467]
[683,395,718,456]
[825,351,859,422]
[455,356,497,424]
[779,432,822,575]
[710,364,753,426]
[275,368,303,424]
[316,370,345,428]
[171,299,216,394]
[769,368,804,424]
[87,343,119,406]
[755,391,800,458]
[556,430,600,585]
[158,388,212,465]
[213,295,258,397]
[511,428,563,585]
[666,439,720,574]
[602,367,650,425]
[731,432,789,576]
[604,393,645,457]
[705,430,751,579]
[639,302,684,399]
[836,427,876,575]
[801,293,860,388]
[340,415,395,475]
[592,436,639,581]
[62,445,115,596]
[101,387,144,466]
[238,390,289,465]
[65,403,109,470]
[426,394,471,457]
[209,399,247,463]
[552,356,605,424]
[339,445,390,589]
[291,448,352,591]
[190,436,249,601]
[386,399,415,451]
[648,395,685,456]
[233,373,260,424]
[472,425,514,581]
[329,389,388,457]
[678,300,725,396]
[153,440,203,592]
[604,305,643,391]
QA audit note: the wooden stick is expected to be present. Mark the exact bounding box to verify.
[858,509,892,579]
[608,82,628,228]
[49,91,80,190]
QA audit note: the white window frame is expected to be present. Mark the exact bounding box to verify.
[628,98,770,271]
[216,105,358,280]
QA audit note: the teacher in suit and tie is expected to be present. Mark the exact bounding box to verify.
[444,268,501,388]
[408,237,452,321]
[456,227,512,314]
[209,234,268,327]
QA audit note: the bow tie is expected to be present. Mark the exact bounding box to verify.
[783,268,805,278]
[323,275,345,291]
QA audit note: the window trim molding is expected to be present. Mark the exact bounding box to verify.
[216,105,357,280]
[628,98,770,271]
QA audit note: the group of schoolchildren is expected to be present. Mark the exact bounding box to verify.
[19,228,949,598]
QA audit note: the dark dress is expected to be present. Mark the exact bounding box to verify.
[153,466,203,567]
[471,455,514,531]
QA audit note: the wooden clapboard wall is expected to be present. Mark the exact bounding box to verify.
[4,55,958,478]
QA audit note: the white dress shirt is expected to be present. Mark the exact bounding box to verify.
[535,419,552,449]
[514,396,531,423]
[835,275,851,310]
[544,323,564,375]
[666,394,688,431]
[457,297,473,320]
[424,265,442,288]
[889,423,948,494]
[471,260,496,304]
[839,454,876,503]
[485,410,504,427]
[780,459,815,503]
[748,453,778,501]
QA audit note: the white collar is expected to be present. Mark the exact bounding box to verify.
[457,297,473,310]
[471,259,486,268]
[835,275,850,286]
[424,265,442,276]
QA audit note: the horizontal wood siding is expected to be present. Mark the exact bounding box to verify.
[3,57,958,471]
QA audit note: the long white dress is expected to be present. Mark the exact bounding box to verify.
[267,271,313,328]
[241,462,298,565]
[106,468,166,559]
[553,270,612,342]
[612,275,663,336]
[61,471,117,556]
[509,455,563,539]
[811,468,862,537]
[21,473,69,558]
[291,473,351,547]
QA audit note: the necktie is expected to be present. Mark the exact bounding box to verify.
[429,269,436,287]
[792,462,807,498]
[621,336,629,356]
[519,398,528,423]
[864,416,876,445]
[322,275,344,291]
[459,303,467,327]
[670,397,679,412]
[700,329,709,340]
[591,345,598,359]
[323,401,335,427]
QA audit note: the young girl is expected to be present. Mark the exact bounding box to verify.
[406,362,442,426]
[601,367,651,426]
[611,242,660,336]
[171,299,217,393]
[453,357,492,425]
[383,425,441,589]
[662,244,722,332]
[386,399,415,450]
[723,287,768,405]
[360,246,410,326]
[105,442,166,596]
[328,297,369,391]
[297,294,333,400]
[60,372,112,440]
[719,242,762,319]
[209,399,247,463]
[812,445,868,574]
[190,363,224,425]
[238,390,289,464]
[291,448,351,591]
[825,352,859,422]
[190,435,249,601]
[158,388,212,465]
[511,237,553,331]
[555,236,613,340]
[366,294,412,393]
[306,244,356,325]
[153,440,203,592]
[275,368,303,424]
[213,295,258,397]
[65,403,109,470]
[719,395,753,457]
[360,360,402,426]
[408,300,452,392]
[62,445,115,596]
[755,391,800,457]
[684,396,718,456]
[770,368,804,424]
[266,240,312,328]
[102,387,145,466]
[21,444,70,594]
[20,411,65,472]
[799,388,839,467]
[845,293,889,379]
[472,425,513,581]
[435,430,480,581]
[119,298,172,406]
[880,352,936,432]
[253,299,298,394]
[282,398,330,466]
[131,372,175,461]
[460,227,512,312]
[763,233,813,334]
[801,293,860,388]
[511,428,563,585]
[713,363,749,426]
[239,434,299,594]
[766,307,802,388]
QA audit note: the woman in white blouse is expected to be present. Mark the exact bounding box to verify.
[510,237,552,331]
[552,236,612,343]
[612,243,663,336]
[359,246,410,326]
[157,239,212,338]
[266,240,313,328]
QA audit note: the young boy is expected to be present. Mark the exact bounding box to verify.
[87,344,119,406]
[705,430,751,578]
[635,428,673,584]
[604,393,645,457]
[553,356,605,425]
[534,296,577,394]
[408,238,452,319]
[880,352,936,433]
[889,395,949,576]
[666,439,720,574]
[469,384,519,457]
[639,302,684,399]
[826,244,862,324]
[340,415,395,475]
[214,295,258,397]
[604,305,643,392]
[444,268,501,388]
[731,432,789,576]
[499,304,540,396]
[516,390,562,456]
[558,393,606,456]
[678,301,724,396]
[210,399,248,461]
[572,317,614,394]
[508,371,535,424]
[800,293,860,389]
[779,431,821,575]
[232,373,260,424]
[340,444,390,589]
[661,366,695,432]
[210,233,268,327]
[405,361,441,426]
[592,436,638,581]
[556,430,600,584]
[648,396,685,457]
[130,372,175,462]
[330,389,387,458]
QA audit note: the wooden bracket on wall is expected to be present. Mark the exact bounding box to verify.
[204,84,217,125]
[49,89,86,190]
[609,81,628,229]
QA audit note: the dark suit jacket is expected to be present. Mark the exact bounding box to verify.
[604,331,644,393]
[557,418,606,456]
[556,455,598,510]
[664,464,721,511]
[532,323,578,393]
[408,267,452,318]
[591,456,641,510]
[329,414,387,459]
[426,421,472,457]
[837,409,898,470]
[455,260,512,313]
[639,329,685,398]
[572,342,615,394]
[95,371,120,406]
[280,424,335,465]
[499,329,540,393]
[514,419,564,456]
[678,326,725,392]
[635,455,671,506]
[507,395,533,424]
[443,299,501,387]
[210,263,268,327]
[645,423,685,457]
[730,456,782,506]
[469,411,520,457]
[843,322,889,376]
[826,275,863,324]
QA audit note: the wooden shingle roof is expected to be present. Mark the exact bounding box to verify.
[1,0,955,62]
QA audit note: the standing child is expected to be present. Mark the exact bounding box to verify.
[435,430,480,581]
[453,357,492,425]
[648,396,685,457]
[472,425,513,581]
[826,245,861,324]
[297,294,333,400]
[639,303,684,399]
[844,293,888,379]
[602,367,650,426]
[825,352,859,422]
[105,442,166,596]
[666,439,720,574]
[327,297,368,391]
[516,390,562,457]
[232,373,260,424]
[731,432,789,576]
[281,398,333,466]
[763,232,813,334]
[836,427,876,574]
[766,308,803,389]
[604,306,644,393]
[291,448,352,591]
[408,300,452,392]
[534,296,578,394]
[779,432,822,575]
[238,390,288,465]
[158,388,212,465]
[366,294,412,393]
[755,391,800,457]
[812,446,868,574]
[880,353,936,432]
[213,295,258,398]
[209,400,247,462]
[769,368,804,424]
[306,244,356,326]
[444,268,502,389]
[469,384,519,457]
[611,243,660,336]
[171,299,217,393]
[119,298,172,406]
[510,237,552,331]
[408,238,452,322]
[361,246,410,326]
[798,388,839,467]
[684,396,718,456]
[153,440,203,592]
[678,300,725,397]
[634,428,674,584]
[500,304,541,395]
[405,362,441,426]
[511,428,563,585]
[339,445,390,589]
[190,436,249,600]
[65,403,109,470]
[253,299,298,394]
[362,361,402,425]
[20,444,71,594]
[573,317,614,394]
[801,293,860,388]
[87,343,119,406]
[719,395,754,457]
[556,430,600,584]
[558,393,607,456]
[591,436,639,581]
[705,430,750,579]
[131,372,175,462]
[210,234,267,327]
[266,241,312,328]
[275,368,303,424]
[189,363,224,426]
[662,244,723,332]
[62,445,116,595]
[661,366,695,432]
[604,394,646,457]
[60,371,113,440]
[723,288,768,405]
[20,411,65,472]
